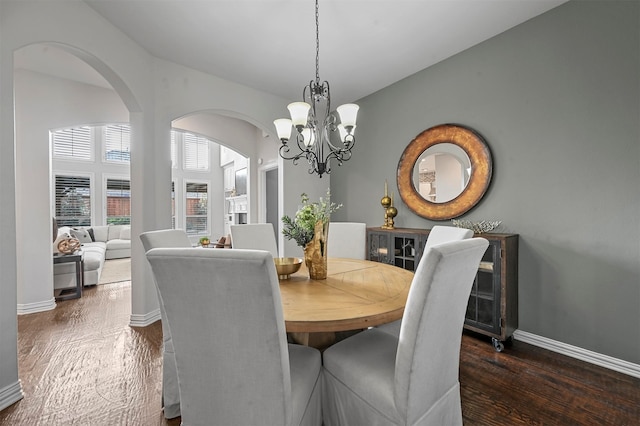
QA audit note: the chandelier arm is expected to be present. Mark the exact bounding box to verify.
[338,149,353,163]
[317,117,333,152]
[304,149,322,176]
[324,131,356,153]
[339,134,356,151]
[323,129,341,152]
[314,127,323,168]
[278,144,307,164]
[303,81,314,105]
[322,80,331,116]
[294,132,310,153]
[324,148,349,165]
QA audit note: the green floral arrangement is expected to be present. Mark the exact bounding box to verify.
[282,189,342,247]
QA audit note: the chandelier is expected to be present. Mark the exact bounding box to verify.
[273,0,359,178]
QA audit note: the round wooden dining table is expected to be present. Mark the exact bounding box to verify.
[279,257,414,348]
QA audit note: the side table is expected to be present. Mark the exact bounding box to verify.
[53,251,84,301]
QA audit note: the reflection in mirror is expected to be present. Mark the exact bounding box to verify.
[413,143,471,203]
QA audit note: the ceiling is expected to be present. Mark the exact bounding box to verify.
[16,0,568,107]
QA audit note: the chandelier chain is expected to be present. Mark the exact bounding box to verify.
[315,0,320,85]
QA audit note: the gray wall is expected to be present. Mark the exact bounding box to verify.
[331,1,640,364]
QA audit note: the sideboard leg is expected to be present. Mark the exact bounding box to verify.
[492,337,504,352]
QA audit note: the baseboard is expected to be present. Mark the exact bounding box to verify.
[17,298,56,315]
[513,330,640,379]
[129,308,161,328]
[0,380,24,411]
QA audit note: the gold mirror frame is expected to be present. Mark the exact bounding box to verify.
[397,123,492,220]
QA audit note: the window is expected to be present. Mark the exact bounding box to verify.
[52,123,132,227]
[104,124,130,163]
[185,182,208,235]
[183,132,209,171]
[105,178,131,224]
[53,124,131,164]
[55,175,91,226]
[52,126,93,161]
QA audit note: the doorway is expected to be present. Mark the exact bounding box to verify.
[258,163,279,253]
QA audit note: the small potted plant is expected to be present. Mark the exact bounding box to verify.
[199,236,211,247]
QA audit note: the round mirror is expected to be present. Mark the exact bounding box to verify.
[397,124,492,220]
[414,143,471,203]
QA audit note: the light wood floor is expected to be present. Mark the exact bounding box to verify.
[1,281,638,425]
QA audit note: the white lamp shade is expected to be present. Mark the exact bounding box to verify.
[336,103,359,127]
[274,118,293,140]
[338,124,356,140]
[301,128,315,147]
[287,102,311,127]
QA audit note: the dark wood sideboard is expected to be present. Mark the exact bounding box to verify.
[367,227,518,351]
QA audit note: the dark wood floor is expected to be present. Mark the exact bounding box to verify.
[1,281,638,425]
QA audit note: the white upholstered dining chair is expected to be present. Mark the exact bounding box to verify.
[145,247,322,426]
[376,225,474,336]
[322,238,489,426]
[327,222,367,260]
[230,223,279,258]
[139,229,192,419]
[423,225,474,248]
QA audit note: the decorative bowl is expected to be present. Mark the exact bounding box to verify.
[274,257,303,280]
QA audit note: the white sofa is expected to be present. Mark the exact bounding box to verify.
[54,224,131,289]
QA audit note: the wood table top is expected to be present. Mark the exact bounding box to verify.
[279,258,414,333]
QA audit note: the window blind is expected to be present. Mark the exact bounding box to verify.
[104,124,131,163]
[55,175,91,226]
[183,132,209,171]
[52,126,92,161]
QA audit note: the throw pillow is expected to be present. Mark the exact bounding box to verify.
[107,225,123,241]
[87,228,96,242]
[70,228,92,244]
[119,226,131,240]
[92,226,109,242]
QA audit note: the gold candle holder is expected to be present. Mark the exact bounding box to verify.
[381,181,396,229]
[381,180,392,228]
[386,192,397,229]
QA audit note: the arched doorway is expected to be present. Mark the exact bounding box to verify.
[171,111,280,248]
[13,43,135,312]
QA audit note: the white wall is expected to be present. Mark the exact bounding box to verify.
[0,5,20,409]
[0,0,326,410]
